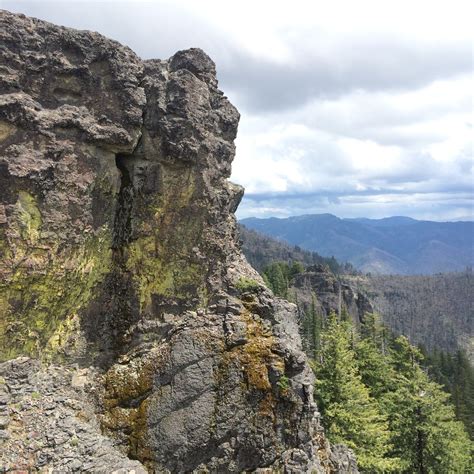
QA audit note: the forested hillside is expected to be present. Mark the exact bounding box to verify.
[240,226,474,364]
[241,214,474,275]
[240,227,474,450]
[259,261,474,452]
[239,224,357,274]
[346,272,474,363]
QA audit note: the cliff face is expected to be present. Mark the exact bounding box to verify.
[291,265,373,327]
[0,11,356,472]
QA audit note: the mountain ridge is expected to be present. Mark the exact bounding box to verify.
[241,213,474,275]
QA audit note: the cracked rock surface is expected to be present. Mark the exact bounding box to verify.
[0,358,146,472]
[0,10,357,472]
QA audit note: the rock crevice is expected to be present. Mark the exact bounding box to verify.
[113,152,136,252]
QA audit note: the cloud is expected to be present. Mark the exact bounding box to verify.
[219,39,471,113]
[232,68,472,220]
[5,1,471,113]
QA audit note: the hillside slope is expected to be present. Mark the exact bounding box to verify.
[239,224,356,274]
[345,272,474,363]
[240,227,474,364]
[241,214,474,275]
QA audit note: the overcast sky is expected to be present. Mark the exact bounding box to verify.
[3,0,473,221]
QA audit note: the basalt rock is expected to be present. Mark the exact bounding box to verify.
[0,10,357,472]
[292,265,373,326]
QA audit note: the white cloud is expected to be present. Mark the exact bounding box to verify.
[232,70,473,219]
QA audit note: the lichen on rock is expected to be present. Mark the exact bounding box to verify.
[0,9,357,472]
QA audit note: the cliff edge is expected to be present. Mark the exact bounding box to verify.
[0,10,356,472]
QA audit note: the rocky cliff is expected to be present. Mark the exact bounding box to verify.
[291,265,373,327]
[0,10,356,472]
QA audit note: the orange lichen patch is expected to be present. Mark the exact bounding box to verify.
[130,398,153,464]
[259,392,277,421]
[101,399,153,466]
[241,310,284,392]
[101,348,168,465]
[314,431,332,472]
[223,309,284,394]
[103,358,155,410]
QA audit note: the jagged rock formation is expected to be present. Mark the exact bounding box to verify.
[291,265,373,327]
[0,10,357,472]
[0,358,146,472]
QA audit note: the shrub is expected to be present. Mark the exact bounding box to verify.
[277,374,290,392]
[235,277,261,294]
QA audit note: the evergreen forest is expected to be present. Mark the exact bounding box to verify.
[261,260,474,472]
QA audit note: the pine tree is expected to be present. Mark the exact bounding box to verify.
[384,336,472,473]
[262,262,288,297]
[314,313,399,472]
[289,260,304,279]
[424,348,474,438]
[355,313,396,398]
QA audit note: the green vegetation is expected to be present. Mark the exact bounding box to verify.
[311,311,473,472]
[422,348,474,439]
[300,293,323,359]
[314,313,398,471]
[262,261,305,298]
[235,277,261,294]
[277,374,290,393]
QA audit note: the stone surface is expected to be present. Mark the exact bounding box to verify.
[292,264,373,326]
[0,358,146,472]
[0,10,357,472]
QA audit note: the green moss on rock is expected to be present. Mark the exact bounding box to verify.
[0,230,113,361]
[16,191,42,244]
[126,165,209,311]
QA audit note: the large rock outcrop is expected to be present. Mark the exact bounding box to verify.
[0,10,356,472]
[291,265,373,326]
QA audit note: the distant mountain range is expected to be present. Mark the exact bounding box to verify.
[240,214,474,275]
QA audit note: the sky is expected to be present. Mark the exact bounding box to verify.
[3,0,473,221]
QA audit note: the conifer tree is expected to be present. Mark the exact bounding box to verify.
[355,313,396,398]
[289,260,304,279]
[262,262,288,297]
[314,313,399,472]
[423,348,474,438]
[384,336,472,473]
